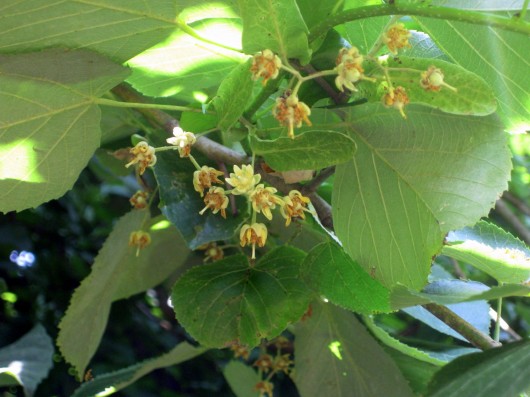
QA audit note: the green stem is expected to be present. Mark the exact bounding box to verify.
[189,154,202,170]
[175,17,243,54]
[95,98,212,114]
[518,0,529,20]
[494,297,503,342]
[308,4,530,42]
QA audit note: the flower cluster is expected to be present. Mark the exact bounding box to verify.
[250,49,282,85]
[273,92,312,139]
[166,127,196,157]
[125,141,156,175]
[382,23,411,55]
[383,86,410,119]
[193,166,224,197]
[335,46,365,92]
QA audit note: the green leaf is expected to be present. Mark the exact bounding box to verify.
[443,220,530,284]
[0,0,177,63]
[296,0,341,31]
[363,316,446,366]
[71,342,206,397]
[337,16,390,54]
[250,130,356,171]
[293,301,414,397]
[213,60,254,132]
[127,18,245,100]
[0,49,128,213]
[302,241,391,313]
[58,211,190,375]
[414,18,530,133]
[177,0,240,22]
[332,104,511,289]
[427,339,530,397]
[0,325,54,397]
[239,0,311,63]
[223,360,260,397]
[390,280,530,310]
[171,247,311,348]
[381,56,497,115]
[152,141,246,250]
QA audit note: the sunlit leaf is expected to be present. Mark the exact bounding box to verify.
[0,325,54,397]
[250,130,356,171]
[71,342,206,397]
[302,241,391,313]
[239,0,311,63]
[127,18,245,100]
[171,247,311,348]
[414,18,530,132]
[427,339,530,397]
[293,301,414,397]
[0,0,177,63]
[332,104,510,289]
[443,220,530,284]
[0,49,128,213]
[58,211,190,375]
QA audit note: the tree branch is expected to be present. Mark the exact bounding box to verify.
[423,303,501,350]
[494,198,530,245]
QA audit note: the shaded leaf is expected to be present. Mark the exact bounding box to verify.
[239,0,311,63]
[127,18,244,100]
[293,301,414,397]
[302,241,391,313]
[250,130,356,171]
[152,139,246,249]
[0,0,177,63]
[0,325,54,397]
[171,247,311,348]
[213,60,254,132]
[58,211,190,375]
[0,49,128,213]
[427,339,530,397]
[71,342,206,397]
[443,220,530,283]
[223,360,260,397]
[414,18,530,132]
[332,104,510,289]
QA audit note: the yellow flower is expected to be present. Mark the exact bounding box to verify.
[255,380,274,397]
[382,23,411,55]
[253,354,274,373]
[382,86,410,119]
[420,66,457,92]
[280,190,311,226]
[128,230,151,256]
[273,92,312,139]
[273,353,293,375]
[193,166,224,197]
[225,164,261,195]
[125,141,157,175]
[199,187,229,218]
[335,47,365,92]
[129,190,149,209]
[249,184,284,220]
[166,127,196,157]
[250,49,282,85]
[240,223,268,259]
[230,342,250,360]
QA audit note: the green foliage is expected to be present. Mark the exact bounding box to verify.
[0,325,54,396]
[1,1,530,395]
[171,247,311,347]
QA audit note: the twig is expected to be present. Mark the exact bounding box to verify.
[423,303,502,350]
[301,166,336,195]
[502,191,530,217]
[494,198,530,245]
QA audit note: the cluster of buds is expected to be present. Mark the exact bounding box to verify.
[250,49,282,86]
[129,190,149,209]
[382,23,411,55]
[166,127,196,158]
[129,230,151,256]
[335,46,366,92]
[420,66,457,92]
[382,86,410,119]
[125,141,156,175]
[273,91,312,139]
